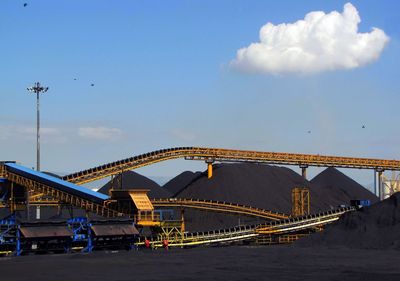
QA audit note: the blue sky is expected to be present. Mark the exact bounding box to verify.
[1,1,399,188]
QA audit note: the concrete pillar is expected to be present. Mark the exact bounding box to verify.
[378,171,383,201]
[377,169,384,201]
[36,206,41,220]
[26,189,30,221]
[299,165,308,180]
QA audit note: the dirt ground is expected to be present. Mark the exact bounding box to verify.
[1,245,400,281]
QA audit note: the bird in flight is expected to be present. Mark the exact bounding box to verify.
[91,83,94,87]
[23,3,28,7]
[307,130,311,134]
[362,125,365,129]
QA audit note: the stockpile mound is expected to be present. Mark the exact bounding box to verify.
[174,163,309,231]
[310,167,379,210]
[168,164,379,231]
[98,171,171,198]
[299,192,400,250]
[163,171,202,197]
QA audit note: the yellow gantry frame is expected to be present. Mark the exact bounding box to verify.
[62,147,400,185]
[291,187,310,217]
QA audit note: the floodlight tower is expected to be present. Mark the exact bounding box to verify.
[27,82,49,171]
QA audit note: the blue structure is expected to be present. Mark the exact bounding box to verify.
[67,217,93,252]
[5,163,109,204]
[350,199,371,208]
[0,215,20,256]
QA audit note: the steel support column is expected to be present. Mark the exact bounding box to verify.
[206,159,214,179]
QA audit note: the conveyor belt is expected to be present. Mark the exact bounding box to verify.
[256,207,355,234]
[151,198,289,220]
[138,207,354,247]
[63,147,400,184]
[3,163,119,218]
[5,163,108,204]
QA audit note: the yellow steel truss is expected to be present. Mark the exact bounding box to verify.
[62,147,400,185]
[151,198,289,220]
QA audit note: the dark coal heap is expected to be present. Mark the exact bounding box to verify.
[299,192,400,250]
[98,170,170,198]
[310,167,378,211]
[177,163,306,212]
[166,164,378,231]
[163,171,203,197]
[174,163,308,231]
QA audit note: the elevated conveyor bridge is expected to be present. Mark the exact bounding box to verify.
[62,147,400,185]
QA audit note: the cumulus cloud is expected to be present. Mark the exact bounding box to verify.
[78,126,123,140]
[170,128,197,142]
[231,3,389,74]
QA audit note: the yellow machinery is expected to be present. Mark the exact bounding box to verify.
[291,187,310,217]
[105,189,160,227]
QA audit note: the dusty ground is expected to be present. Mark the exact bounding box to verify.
[1,245,400,281]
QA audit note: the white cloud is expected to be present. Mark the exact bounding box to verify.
[170,128,196,142]
[231,3,389,74]
[15,127,59,136]
[0,125,66,143]
[78,126,123,140]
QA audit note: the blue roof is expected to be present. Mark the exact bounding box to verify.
[5,163,109,201]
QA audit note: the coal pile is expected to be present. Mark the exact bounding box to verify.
[299,192,400,250]
[177,163,308,212]
[310,167,379,210]
[174,163,309,231]
[99,171,171,198]
[163,171,202,197]
[166,164,379,231]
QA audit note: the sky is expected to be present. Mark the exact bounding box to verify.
[1,0,400,188]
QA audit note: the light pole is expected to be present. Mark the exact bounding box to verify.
[27,82,49,171]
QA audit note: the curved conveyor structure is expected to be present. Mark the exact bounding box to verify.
[138,207,355,248]
[151,198,289,220]
[63,147,400,185]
